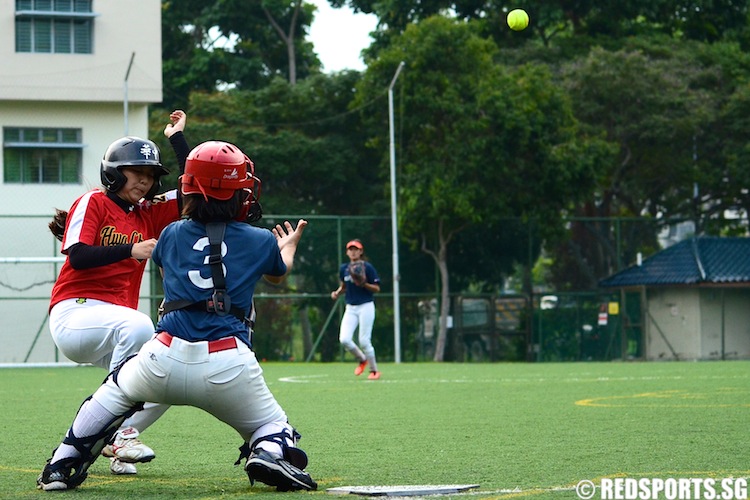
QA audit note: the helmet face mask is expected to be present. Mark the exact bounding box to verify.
[100,137,168,201]
[237,174,263,222]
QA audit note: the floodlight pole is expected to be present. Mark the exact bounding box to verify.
[123,52,135,135]
[389,61,405,364]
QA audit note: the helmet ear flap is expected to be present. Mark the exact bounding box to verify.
[100,167,125,193]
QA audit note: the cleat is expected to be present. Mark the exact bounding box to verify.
[101,427,155,464]
[37,459,81,491]
[109,457,137,475]
[367,371,381,380]
[245,448,317,492]
[354,361,368,376]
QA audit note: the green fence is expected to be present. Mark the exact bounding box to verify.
[0,213,672,364]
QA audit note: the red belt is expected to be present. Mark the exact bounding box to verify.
[156,331,238,353]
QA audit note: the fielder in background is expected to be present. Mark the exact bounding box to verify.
[37,140,317,493]
[330,239,382,380]
[45,110,190,475]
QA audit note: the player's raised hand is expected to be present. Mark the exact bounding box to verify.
[265,220,308,284]
[273,219,308,251]
[163,110,186,138]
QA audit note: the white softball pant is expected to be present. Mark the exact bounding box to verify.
[49,298,168,433]
[50,298,156,371]
[339,301,376,360]
[99,334,289,446]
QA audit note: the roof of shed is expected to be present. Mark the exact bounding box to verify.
[598,237,750,288]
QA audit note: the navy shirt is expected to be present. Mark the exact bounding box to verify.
[152,219,286,347]
[339,261,380,305]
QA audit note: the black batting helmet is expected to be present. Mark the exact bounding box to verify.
[100,137,169,201]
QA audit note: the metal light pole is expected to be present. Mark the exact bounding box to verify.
[389,61,405,363]
[123,52,135,135]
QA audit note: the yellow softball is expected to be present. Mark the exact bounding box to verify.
[507,9,529,31]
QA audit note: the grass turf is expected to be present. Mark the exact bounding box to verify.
[0,361,748,499]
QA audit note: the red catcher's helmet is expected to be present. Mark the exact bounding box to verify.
[181,141,256,201]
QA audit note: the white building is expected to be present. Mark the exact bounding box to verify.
[0,0,162,363]
[599,237,750,361]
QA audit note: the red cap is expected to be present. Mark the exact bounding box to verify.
[346,239,363,250]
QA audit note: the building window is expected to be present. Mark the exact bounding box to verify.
[15,0,96,54]
[3,128,83,184]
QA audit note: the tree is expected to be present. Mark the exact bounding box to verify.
[344,0,750,66]
[355,16,608,360]
[203,0,318,85]
[151,71,396,360]
[550,38,750,287]
[160,0,321,110]
[685,41,750,233]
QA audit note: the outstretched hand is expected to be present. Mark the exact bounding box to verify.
[273,219,308,251]
[264,219,308,285]
[164,110,186,138]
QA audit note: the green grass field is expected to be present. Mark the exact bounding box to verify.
[1,361,748,499]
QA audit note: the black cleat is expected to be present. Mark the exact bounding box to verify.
[245,448,317,492]
[37,458,85,492]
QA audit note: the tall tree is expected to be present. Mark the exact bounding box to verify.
[341,0,750,63]
[355,16,609,360]
[151,70,389,341]
[552,38,744,287]
[160,0,321,110]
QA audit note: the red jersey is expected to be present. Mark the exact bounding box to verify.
[50,189,180,310]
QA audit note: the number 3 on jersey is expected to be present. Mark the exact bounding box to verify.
[187,236,227,289]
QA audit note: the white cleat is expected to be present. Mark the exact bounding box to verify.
[101,427,155,464]
[109,457,137,475]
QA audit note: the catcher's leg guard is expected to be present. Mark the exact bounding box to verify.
[235,425,316,491]
[38,420,125,490]
[246,425,308,469]
[50,397,136,488]
[41,394,142,489]
[37,456,85,491]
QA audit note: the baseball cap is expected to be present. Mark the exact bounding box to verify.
[346,239,363,250]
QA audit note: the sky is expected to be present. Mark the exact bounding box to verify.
[308,0,378,72]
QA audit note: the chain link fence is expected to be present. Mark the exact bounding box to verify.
[0,213,679,364]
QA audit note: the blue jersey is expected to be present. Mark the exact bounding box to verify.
[339,261,380,305]
[152,219,286,347]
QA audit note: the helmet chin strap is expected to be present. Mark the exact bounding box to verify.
[181,174,210,202]
[195,179,210,202]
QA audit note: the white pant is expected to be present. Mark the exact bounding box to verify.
[49,298,168,433]
[102,335,287,441]
[50,298,156,371]
[339,302,376,360]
